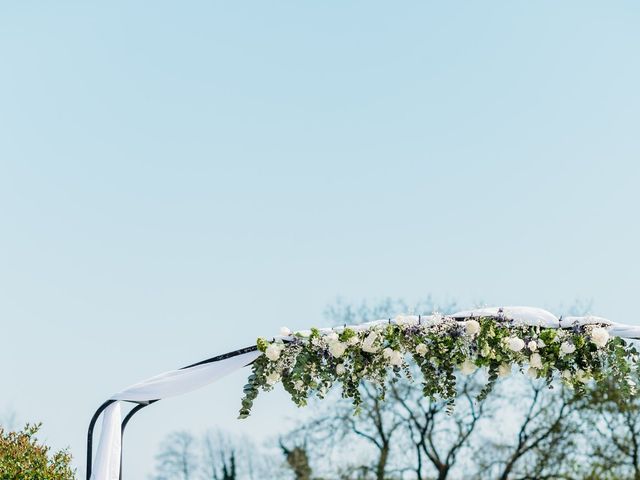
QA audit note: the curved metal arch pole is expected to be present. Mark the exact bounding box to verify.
[86,344,259,480]
[86,400,117,480]
[119,400,158,480]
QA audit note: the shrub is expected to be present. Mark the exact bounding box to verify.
[0,423,75,480]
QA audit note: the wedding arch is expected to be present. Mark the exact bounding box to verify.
[86,306,640,480]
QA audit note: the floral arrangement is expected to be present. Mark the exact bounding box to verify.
[238,315,638,419]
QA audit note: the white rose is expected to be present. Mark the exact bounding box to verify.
[507,337,526,352]
[325,332,339,342]
[266,371,281,385]
[527,367,538,379]
[465,320,480,336]
[328,341,347,358]
[391,351,404,366]
[561,370,572,381]
[560,342,576,355]
[460,358,477,375]
[527,341,537,352]
[362,331,379,353]
[590,327,610,349]
[265,344,282,361]
[293,380,304,391]
[529,353,543,369]
[383,348,404,366]
[537,338,546,348]
[279,326,292,336]
[415,343,428,357]
[497,363,512,377]
[336,363,346,375]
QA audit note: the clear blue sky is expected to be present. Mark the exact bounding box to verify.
[1,1,639,478]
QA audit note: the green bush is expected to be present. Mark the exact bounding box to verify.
[0,423,75,480]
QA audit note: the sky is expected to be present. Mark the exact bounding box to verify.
[1,1,640,478]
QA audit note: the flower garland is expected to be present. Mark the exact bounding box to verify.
[238,316,638,419]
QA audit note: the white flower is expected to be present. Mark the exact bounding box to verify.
[391,352,404,366]
[460,358,477,375]
[325,331,339,342]
[293,380,305,391]
[347,336,360,345]
[529,353,543,369]
[507,337,526,352]
[497,363,512,377]
[266,371,281,385]
[362,331,380,353]
[560,341,576,355]
[590,327,610,349]
[279,326,292,336]
[265,344,283,361]
[562,370,572,381]
[527,367,538,378]
[527,341,537,352]
[336,363,346,375]
[537,338,546,348]
[465,320,480,336]
[383,348,404,366]
[328,341,347,358]
[415,343,428,357]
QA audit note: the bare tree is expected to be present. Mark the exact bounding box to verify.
[279,438,313,480]
[579,377,640,480]
[152,428,277,480]
[152,431,198,480]
[201,430,237,480]
[476,379,583,480]
[344,383,405,480]
[284,381,404,480]
[390,375,490,480]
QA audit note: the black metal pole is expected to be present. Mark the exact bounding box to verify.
[86,400,116,480]
[86,344,258,480]
[119,401,158,480]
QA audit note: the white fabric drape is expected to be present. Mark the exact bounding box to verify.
[89,306,640,480]
[90,402,121,480]
[450,306,640,338]
[90,350,260,480]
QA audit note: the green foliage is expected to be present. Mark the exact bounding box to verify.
[0,423,75,480]
[239,316,638,418]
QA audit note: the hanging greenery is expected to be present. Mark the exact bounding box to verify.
[238,315,638,419]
